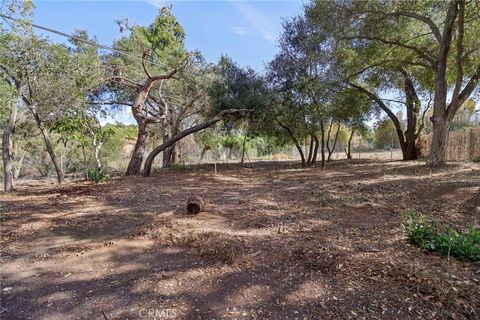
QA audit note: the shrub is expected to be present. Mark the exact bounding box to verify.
[168,163,186,171]
[403,209,480,262]
[273,152,291,160]
[86,167,109,183]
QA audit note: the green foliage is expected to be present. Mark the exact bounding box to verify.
[86,167,109,183]
[168,162,186,171]
[403,209,438,249]
[218,134,244,152]
[111,6,187,82]
[374,118,400,149]
[51,113,114,148]
[209,56,269,116]
[403,209,480,262]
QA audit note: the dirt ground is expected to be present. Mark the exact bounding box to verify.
[1,159,479,320]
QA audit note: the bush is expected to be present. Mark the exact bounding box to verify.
[86,167,109,183]
[168,163,186,171]
[273,152,291,160]
[403,209,480,262]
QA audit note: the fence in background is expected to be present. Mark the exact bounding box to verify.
[419,127,480,161]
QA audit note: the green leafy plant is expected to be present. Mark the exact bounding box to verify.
[168,162,187,172]
[86,167,109,183]
[403,209,480,262]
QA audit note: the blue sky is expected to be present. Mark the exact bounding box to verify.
[32,1,304,123]
[33,0,304,70]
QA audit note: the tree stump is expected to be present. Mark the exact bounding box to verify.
[187,196,205,214]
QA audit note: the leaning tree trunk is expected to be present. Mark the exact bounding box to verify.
[349,82,408,160]
[346,129,354,160]
[142,109,251,176]
[125,121,148,175]
[29,105,64,185]
[277,121,305,167]
[2,102,17,192]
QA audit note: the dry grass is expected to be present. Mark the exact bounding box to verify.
[1,160,479,319]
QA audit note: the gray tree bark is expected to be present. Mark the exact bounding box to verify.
[2,102,17,192]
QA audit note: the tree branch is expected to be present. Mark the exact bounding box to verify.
[105,76,143,89]
[344,35,436,67]
[448,63,480,116]
[449,0,465,114]
[389,11,442,44]
[142,108,252,176]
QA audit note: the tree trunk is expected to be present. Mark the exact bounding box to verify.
[2,102,17,192]
[29,105,64,185]
[312,135,319,165]
[346,129,354,160]
[428,114,450,167]
[349,83,408,160]
[162,133,170,168]
[163,143,177,166]
[277,121,305,167]
[404,128,417,160]
[240,134,247,164]
[327,124,340,162]
[306,134,314,165]
[92,135,102,169]
[199,145,209,162]
[402,69,420,160]
[125,121,148,175]
[126,78,155,175]
[170,145,177,164]
[163,146,174,168]
[326,120,333,157]
[320,116,325,168]
[13,154,25,179]
[82,146,88,169]
[427,4,456,167]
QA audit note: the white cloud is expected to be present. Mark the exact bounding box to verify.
[144,0,168,8]
[231,26,247,36]
[231,1,276,42]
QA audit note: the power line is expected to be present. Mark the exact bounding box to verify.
[0,13,214,82]
[0,13,168,68]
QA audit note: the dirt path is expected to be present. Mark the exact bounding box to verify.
[1,160,479,319]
